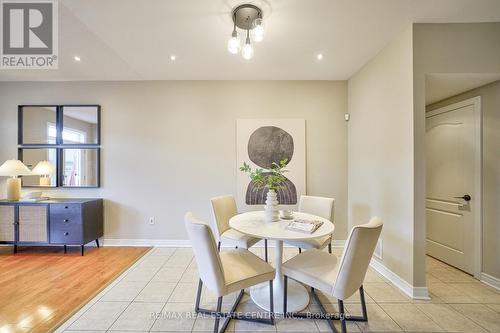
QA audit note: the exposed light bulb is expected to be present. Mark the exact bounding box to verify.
[74,56,81,62]
[227,29,241,54]
[170,55,176,61]
[252,18,264,42]
[242,33,254,60]
[316,53,323,60]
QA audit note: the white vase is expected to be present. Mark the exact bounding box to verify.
[265,189,279,222]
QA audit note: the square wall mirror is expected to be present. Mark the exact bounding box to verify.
[62,148,100,187]
[61,106,100,145]
[19,106,58,145]
[19,148,58,187]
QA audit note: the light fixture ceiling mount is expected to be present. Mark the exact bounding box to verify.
[227,4,264,60]
[233,4,261,30]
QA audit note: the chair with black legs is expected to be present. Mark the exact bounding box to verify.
[185,212,276,333]
[211,195,269,261]
[282,217,383,333]
[284,195,335,254]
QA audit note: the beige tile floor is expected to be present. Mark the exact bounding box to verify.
[58,246,500,333]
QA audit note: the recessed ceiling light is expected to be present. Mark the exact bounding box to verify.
[170,55,176,61]
[74,56,81,62]
[316,53,323,60]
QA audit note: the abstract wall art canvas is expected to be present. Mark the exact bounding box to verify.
[236,119,306,210]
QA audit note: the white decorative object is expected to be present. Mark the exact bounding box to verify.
[0,160,32,201]
[264,189,279,222]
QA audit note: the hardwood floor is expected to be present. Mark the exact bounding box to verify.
[0,245,150,333]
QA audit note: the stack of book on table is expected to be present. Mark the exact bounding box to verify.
[286,219,323,234]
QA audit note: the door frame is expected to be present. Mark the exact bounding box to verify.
[426,96,482,279]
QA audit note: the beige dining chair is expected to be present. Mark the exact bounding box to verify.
[211,195,269,261]
[185,212,276,333]
[285,195,335,253]
[282,217,383,333]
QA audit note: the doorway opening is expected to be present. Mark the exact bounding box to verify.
[424,74,500,281]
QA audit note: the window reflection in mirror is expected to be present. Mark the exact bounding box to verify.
[62,149,99,187]
[21,106,57,144]
[61,106,99,144]
[20,148,57,187]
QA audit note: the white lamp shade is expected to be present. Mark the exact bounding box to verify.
[32,160,56,175]
[0,160,32,177]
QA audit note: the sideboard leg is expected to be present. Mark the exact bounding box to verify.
[13,244,17,254]
[95,239,100,248]
[64,245,67,254]
[81,245,84,256]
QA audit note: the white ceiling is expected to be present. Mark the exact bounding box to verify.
[426,74,500,104]
[1,0,500,81]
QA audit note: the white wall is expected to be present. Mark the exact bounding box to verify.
[0,81,348,241]
[413,23,500,284]
[348,28,415,284]
[427,80,500,280]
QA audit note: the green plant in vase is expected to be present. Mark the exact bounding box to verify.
[240,159,289,222]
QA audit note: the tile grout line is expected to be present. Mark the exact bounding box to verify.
[366,287,406,333]
[149,248,195,333]
[103,247,174,333]
[448,304,496,333]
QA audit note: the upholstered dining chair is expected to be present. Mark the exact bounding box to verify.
[284,195,335,253]
[184,212,276,333]
[211,195,269,261]
[282,217,383,333]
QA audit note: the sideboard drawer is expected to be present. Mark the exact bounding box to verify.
[50,224,82,244]
[50,204,82,225]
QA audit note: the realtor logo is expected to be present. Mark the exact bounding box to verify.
[1,0,58,69]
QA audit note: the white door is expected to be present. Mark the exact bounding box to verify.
[425,97,481,275]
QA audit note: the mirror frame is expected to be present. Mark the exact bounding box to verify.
[18,147,59,188]
[18,104,101,188]
[60,148,101,188]
[18,105,59,145]
[60,105,101,146]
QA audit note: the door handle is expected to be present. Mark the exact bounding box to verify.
[454,194,471,202]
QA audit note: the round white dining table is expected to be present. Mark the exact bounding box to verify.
[229,211,335,314]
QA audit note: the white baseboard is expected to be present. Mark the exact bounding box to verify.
[480,272,500,290]
[370,258,430,300]
[103,238,347,248]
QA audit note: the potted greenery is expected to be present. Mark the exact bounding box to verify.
[240,159,289,222]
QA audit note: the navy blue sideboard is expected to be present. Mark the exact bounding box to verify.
[0,198,103,255]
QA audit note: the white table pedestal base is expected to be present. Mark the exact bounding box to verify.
[249,279,309,314]
[249,239,310,314]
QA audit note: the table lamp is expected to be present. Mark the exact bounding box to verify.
[0,160,32,201]
[32,160,56,186]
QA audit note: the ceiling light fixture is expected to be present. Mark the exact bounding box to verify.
[74,56,81,62]
[170,55,176,61]
[227,4,264,60]
[316,53,323,60]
